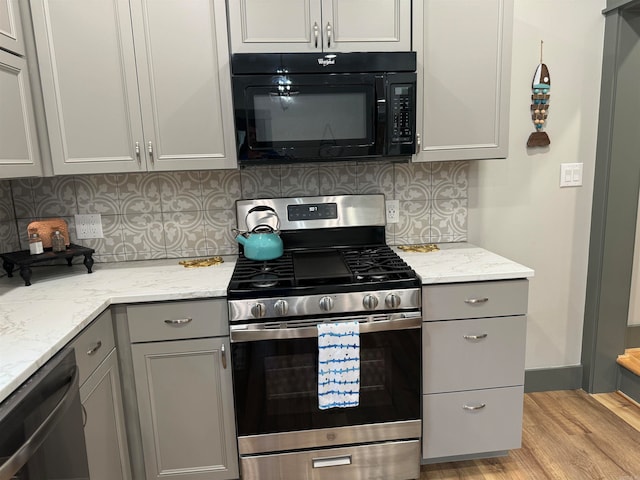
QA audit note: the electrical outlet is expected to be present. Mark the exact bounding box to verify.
[75,214,104,239]
[386,200,400,224]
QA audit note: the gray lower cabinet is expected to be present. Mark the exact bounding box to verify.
[71,308,132,480]
[127,299,239,480]
[421,279,529,462]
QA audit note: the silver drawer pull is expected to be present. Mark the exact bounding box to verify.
[463,403,486,411]
[164,318,193,326]
[312,455,352,468]
[463,333,488,340]
[464,297,489,305]
[86,341,102,355]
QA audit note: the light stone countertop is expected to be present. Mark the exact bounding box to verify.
[395,242,534,283]
[0,257,236,403]
[0,243,533,404]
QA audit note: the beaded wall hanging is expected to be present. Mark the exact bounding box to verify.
[527,41,551,147]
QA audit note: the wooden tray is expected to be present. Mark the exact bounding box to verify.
[27,218,71,248]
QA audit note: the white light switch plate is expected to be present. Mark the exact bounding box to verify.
[75,214,104,239]
[560,163,583,187]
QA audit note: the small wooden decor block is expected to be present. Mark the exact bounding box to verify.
[27,218,71,248]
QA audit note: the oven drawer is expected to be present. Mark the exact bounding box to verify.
[422,280,528,321]
[422,386,524,461]
[240,439,420,480]
[127,299,227,342]
[422,315,526,393]
[70,308,115,386]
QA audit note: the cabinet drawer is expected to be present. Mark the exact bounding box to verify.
[70,308,115,386]
[127,299,228,343]
[422,316,526,393]
[422,280,528,321]
[422,386,523,461]
[241,440,419,480]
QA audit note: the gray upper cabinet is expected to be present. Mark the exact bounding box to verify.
[0,0,24,55]
[227,0,411,53]
[0,1,42,179]
[31,0,236,175]
[413,0,513,162]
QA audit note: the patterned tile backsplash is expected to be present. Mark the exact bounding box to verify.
[0,161,468,263]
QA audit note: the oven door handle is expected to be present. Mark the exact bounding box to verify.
[230,315,421,342]
[0,367,80,480]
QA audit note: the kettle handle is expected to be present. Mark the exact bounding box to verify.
[245,205,280,232]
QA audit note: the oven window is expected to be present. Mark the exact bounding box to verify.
[231,329,420,436]
[253,92,368,143]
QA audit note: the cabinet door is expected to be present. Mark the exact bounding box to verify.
[31,0,146,175]
[80,348,132,480]
[0,50,42,178]
[227,0,323,53]
[132,337,239,480]
[0,0,24,55]
[321,0,411,52]
[130,0,236,171]
[414,0,513,161]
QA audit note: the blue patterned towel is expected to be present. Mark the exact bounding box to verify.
[317,321,360,410]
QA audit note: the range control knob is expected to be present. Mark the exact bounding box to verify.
[251,302,267,318]
[319,296,334,312]
[363,294,379,310]
[274,299,289,316]
[385,293,401,309]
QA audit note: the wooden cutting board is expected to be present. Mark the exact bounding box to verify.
[27,218,71,248]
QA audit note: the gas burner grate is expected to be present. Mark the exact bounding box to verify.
[229,252,295,291]
[341,246,416,282]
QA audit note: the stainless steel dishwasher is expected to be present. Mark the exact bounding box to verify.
[0,347,90,480]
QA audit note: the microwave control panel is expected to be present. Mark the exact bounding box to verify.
[389,83,416,154]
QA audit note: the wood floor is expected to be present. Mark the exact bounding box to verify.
[420,390,640,479]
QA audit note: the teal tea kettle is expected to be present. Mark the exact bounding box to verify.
[234,205,283,261]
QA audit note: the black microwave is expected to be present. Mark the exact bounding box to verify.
[231,52,417,166]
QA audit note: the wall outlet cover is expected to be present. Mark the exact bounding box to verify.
[386,199,400,224]
[75,214,104,239]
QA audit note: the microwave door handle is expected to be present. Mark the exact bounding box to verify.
[374,76,386,156]
[0,367,80,480]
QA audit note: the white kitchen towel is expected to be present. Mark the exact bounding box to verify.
[317,321,360,410]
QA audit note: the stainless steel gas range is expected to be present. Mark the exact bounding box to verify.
[227,195,422,480]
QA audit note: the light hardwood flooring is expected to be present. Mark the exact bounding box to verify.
[420,390,640,479]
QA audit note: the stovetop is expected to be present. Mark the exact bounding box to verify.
[227,244,420,300]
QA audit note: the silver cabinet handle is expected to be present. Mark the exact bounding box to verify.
[148,141,154,163]
[464,297,489,305]
[164,318,192,325]
[416,133,421,154]
[313,22,319,48]
[86,340,102,356]
[326,22,332,48]
[221,343,227,369]
[463,333,488,340]
[312,455,351,468]
[135,141,141,164]
[0,367,80,480]
[463,403,487,411]
[81,403,87,427]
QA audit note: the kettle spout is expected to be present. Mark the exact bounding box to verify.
[235,234,247,246]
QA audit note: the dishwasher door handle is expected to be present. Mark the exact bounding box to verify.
[0,367,80,480]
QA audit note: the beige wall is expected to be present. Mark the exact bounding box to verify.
[468,0,606,368]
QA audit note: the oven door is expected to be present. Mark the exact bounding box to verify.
[230,313,421,454]
[233,73,382,164]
